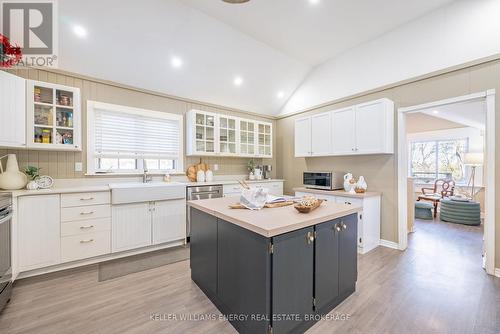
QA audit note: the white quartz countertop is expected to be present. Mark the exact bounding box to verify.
[188,196,361,238]
[2,178,285,197]
[184,179,285,187]
[293,187,382,199]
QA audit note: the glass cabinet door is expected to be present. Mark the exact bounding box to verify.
[257,123,272,157]
[32,84,75,146]
[240,120,255,155]
[195,112,215,154]
[219,116,237,154]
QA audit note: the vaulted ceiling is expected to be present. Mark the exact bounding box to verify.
[57,0,500,117]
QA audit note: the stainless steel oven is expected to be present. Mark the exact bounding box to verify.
[0,193,12,313]
[303,171,345,190]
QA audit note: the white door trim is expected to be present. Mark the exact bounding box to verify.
[397,90,496,275]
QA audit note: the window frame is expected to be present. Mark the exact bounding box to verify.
[409,138,469,184]
[86,101,184,175]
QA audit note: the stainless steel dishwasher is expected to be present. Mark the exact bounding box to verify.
[186,185,223,238]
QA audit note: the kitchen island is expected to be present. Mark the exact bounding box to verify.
[188,197,362,334]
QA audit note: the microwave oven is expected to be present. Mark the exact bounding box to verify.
[303,171,345,190]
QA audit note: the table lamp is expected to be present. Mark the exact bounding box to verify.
[464,152,484,200]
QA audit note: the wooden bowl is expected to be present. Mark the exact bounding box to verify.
[354,188,366,193]
[294,199,324,213]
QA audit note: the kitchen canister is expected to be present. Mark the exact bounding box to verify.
[0,154,28,190]
[196,169,206,182]
[205,169,213,182]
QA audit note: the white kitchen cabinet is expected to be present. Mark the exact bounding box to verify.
[152,199,186,244]
[311,112,332,156]
[295,191,381,254]
[18,195,61,271]
[218,115,238,155]
[0,71,26,148]
[294,98,394,157]
[26,80,81,151]
[331,107,356,155]
[187,110,217,156]
[186,109,272,158]
[257,122,272,157]
[294,117,312,157]
[354,99,394,154]
[112,202,152,252]
[239,119,256,156]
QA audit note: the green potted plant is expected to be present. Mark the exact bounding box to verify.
[24,166,41,190]
[247,159,256,180]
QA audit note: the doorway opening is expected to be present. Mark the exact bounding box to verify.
[397,91,495,275]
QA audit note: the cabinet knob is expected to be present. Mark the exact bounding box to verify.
[342,222,347,231]
[334,224,341,232]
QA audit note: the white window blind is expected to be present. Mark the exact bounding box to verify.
[87,101,183,174]
[94,108,181,159]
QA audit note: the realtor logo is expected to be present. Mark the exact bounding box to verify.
[1,0,58,67]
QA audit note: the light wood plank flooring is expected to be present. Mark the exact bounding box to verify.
[0,219,498,334]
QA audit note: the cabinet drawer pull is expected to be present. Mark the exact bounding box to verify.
[80,197,94,201]
[79,225,95,229]
[344,201,352,205]
[80,211,95,215]
[80,239,94,243]
[306,231,315,244]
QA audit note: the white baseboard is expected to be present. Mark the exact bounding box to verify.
[495,268,500,278]
[379,239,399,250]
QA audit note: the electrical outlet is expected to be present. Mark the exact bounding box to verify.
[75,162,83,172]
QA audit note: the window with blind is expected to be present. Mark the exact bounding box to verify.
[87,101,183,174]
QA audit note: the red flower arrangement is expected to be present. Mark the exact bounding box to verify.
[0,34,22,68]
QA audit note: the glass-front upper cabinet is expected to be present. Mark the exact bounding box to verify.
[218,115,237,155]
[27,80,81,151]
[239,120,255,156]
[187,110,217,155]
[186,109,272,157]
[257,122,272,157]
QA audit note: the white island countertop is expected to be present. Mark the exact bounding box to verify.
[188,196,361,238]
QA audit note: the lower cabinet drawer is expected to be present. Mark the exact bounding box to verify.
[61,231,111,263]
[61,218,111,237]
[61,204,111,222]
[335,196,363,208]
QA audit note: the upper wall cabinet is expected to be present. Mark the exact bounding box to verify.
[0,71,26,148]
[187,109,272,158]
[26,80,82,151]
[294,98,394,157]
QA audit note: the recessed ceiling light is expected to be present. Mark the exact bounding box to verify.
[309,0,320,4]
[72,25,87,38]
[433,110,439,114]
[171,56,183,68]
[277,91,285,99]
[234,76,243,86]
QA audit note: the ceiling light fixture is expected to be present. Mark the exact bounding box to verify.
[277,91,285,99]
[171,56,183,68]
[72,25,87,38]
[309,0,320,4]
[234,76,243,86]
[433,110,439,114]
[222,0,250,3]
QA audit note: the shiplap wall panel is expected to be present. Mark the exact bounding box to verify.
[1,68,276,178]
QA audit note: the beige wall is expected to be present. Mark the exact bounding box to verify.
[406,113,465,133]
[276,58,500,267]
[1,68,276,179]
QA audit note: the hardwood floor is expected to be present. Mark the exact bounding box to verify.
[0,218,498,334]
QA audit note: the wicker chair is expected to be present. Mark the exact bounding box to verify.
[417,179,455,218]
